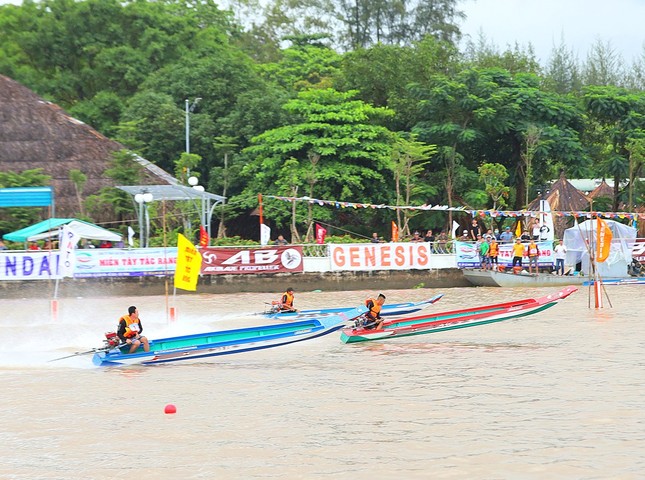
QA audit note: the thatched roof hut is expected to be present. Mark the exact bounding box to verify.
[588,179,613,200]
[527,171,590,212]
[0,75,177,220]
[527,171,590,239]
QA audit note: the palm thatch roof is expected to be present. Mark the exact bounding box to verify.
[527,171,590,212]
[588,178,613,199]
[0,75,177,219]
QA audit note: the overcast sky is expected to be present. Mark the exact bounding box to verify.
[459,0,645,64]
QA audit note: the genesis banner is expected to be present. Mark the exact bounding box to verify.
[200,246,304,275]
[329,243,431,271]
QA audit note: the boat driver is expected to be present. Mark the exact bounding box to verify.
[278,287,297,312]
[117,306,150,354]
[363,294,386,330]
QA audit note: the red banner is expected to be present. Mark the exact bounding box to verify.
[199,225,209,247]
[200,246,304,275]
[315,224,327,244]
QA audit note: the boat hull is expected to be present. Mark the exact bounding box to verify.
[461,269,628,288]
[265,294,443,320]
[93,307,366,366]
[340,287,578,343]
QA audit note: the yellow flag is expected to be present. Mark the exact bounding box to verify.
[515,220,522,238]
[596,217,613,262]
[174,233,202,291]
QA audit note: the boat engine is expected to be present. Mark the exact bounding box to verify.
[103,331,120,349]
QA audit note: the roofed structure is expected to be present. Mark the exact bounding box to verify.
[0,75,178,220]
[527,171,590,239]
[527,171,590,212]
[588,178,614,200]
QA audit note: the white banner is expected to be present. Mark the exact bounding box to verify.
[455,241,555,268]
[260,224,271,246]
[58,224,80,278]
[330,243,431,271]
[0,251,60,280]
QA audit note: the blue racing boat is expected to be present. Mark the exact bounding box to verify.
[91,307,366,367]
[264,294,443,319]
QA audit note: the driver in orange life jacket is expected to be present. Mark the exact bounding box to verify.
[279,287,296,312]
[364,293,386,330]
[117,306,150,354]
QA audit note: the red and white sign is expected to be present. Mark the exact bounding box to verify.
[330,243,431,271]
[632,239,645,262]
[200,246,304,275]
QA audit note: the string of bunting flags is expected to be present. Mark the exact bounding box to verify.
[264,195,643,221]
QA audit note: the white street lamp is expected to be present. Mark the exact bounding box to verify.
[185,97,202,154]
[134,191,154,248]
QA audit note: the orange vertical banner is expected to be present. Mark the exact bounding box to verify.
[391,221,399,242]
[596,217,613,262]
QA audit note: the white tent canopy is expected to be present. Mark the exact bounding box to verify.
[563,219,636,278]
[28,220,121,242]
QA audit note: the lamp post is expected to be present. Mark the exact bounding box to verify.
[188,175,207,236]
[185,98,202,154]
[134,191,154,248]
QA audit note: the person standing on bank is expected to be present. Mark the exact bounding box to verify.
[117,306,150,354]
[554,240,567,276]
[512,238,525,269]
[527,238,540,274]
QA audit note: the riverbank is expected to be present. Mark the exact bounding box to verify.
[0,269,470,298]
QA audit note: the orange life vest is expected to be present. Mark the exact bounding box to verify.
[281,291,294,308]
[489,242,499,256]
[120,314,141,338]
[528,243,539,256]
[365,298,382,319]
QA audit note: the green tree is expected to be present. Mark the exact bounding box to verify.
[391,134,437,235]
[582,85,645,210]
[239,88,396,231]
[211,135,239,238]
[625,133,645,210]
[478,163,510,209]
[68,169,88,216]
[543,36,582,94]
[84,150,143,224]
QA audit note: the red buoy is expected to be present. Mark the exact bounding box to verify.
[164,404,177,414]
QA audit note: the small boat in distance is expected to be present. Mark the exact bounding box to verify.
[340,287,578,344]
[264,294,444,319]
[464,269,594,288]
[92,307,366,367]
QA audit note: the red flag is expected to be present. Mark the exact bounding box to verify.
[391,221,399,242]
[315,224,327,244]
[199,225,209,247]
